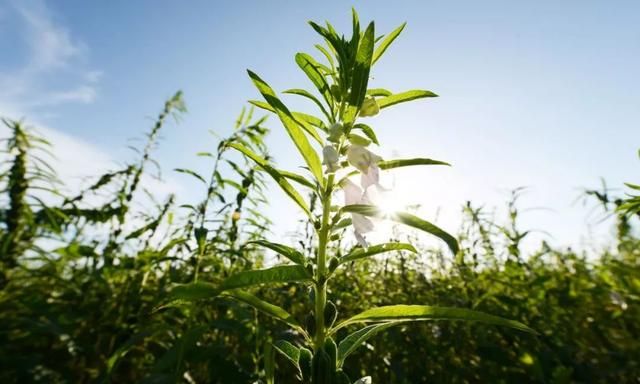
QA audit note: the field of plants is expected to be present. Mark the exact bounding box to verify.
[1,9,639,384]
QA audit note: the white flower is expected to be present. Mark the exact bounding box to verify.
[347,145,382,190]
[342,179,373,247]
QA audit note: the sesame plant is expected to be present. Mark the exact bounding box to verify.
[169,10,535,384]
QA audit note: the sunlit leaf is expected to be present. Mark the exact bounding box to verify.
[345,22,375,124]
[332,305,536,334]
[295,53,333,109]
[372,23,406,65]
[377,90,438,110]
[341,204,459,254]
[340,242,417,264]
[378,158,450,170]
[247,70,324,184]
[284,88,331,121]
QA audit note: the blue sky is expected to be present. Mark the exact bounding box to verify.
[1,0,639,251]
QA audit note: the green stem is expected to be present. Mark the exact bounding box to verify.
[314,173,334,350]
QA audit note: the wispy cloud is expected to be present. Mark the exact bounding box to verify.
[0,0,98,111]
[0,1,183,201]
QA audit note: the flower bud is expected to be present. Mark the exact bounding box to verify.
[328,123,344,143]
[330,84,342,102]
[323,145,340,172]
[359,96,379,117]
[231,210,241,221]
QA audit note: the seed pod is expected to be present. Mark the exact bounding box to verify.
[312,349,332,384]
[323,337,338,375]
[324,301,338,328]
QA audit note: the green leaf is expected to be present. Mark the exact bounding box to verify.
[352,123,379,145]
[345,22,375,123]
[174,168,206,184]
[341,205,459,254]
[340,242,417,264]
[220,265,310,290]
[284,88,332,121]
[377,90,438,110]
[273,340,301,371]
[247,70,324,184]
[223,290,307,337]
[248,240,305,265]
[366,88,392,97]
[249,100,325,139]
[332,305,537,334]
[337,323,397,367]
[372,23,406,65]
[277,169,316,189]
[228,142,311,217]
[378,158,450,170]
[295,53,333,108]
[169,281,218,301]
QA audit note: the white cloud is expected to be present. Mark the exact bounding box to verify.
[0,1,183,204]
[0,0,98,109]
[40,85,97,106]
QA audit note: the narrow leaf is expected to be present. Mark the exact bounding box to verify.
[228,142,311,217]
[337,323,397,367]
[223,290,307,336]
[345,22,375,123]
[220,265,310,290]
[273,340,301,370]
[333,305,537,334]
[174,168,206,184]
[341,204,459,254]
[372,23,406,65]
[169,282,218,301]
[378,158,450,170]
[377,90,438,109]
[295,53,333,108]
[248,240,306,265]
[247,70,324,184]
[284,88,332,121]
[341,243,417,264]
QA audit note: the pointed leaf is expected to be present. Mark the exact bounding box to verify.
[247,70,324,184]
[169,282,218,301]
[372,23,406,65]
[377,90,438,109]
[333,305,536,334]
[337,323,397,367]
[345,22,375,123]
[220,265,310,290]
[284,88,332,121]
[340,242,417,264]
[341,204,458,254]
[378,158,450,170]
[248,240,305,265]
[273,340,301,371]
[228,142,311,217]
[223,290,307,336]
[295,53,333,108]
